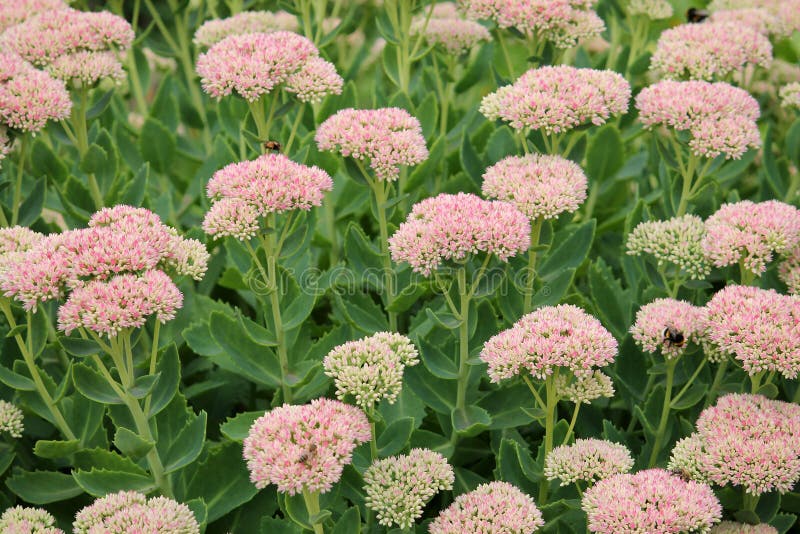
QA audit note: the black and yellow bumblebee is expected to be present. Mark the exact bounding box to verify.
[298,443,317,464]
[686,8,710,23]
[663,326,686,348]
[264,140,282,152]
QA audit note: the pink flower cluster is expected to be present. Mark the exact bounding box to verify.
[0,207,207,331]
[635,80,761,159]
[702,285,800,379]
[0,0,66,32]
[2,8,134,85]
[709,8,787,38]
[0,226,44,271]
[57,270,183,336]
[709,0,800,35]
[0,506,63,534]
[650,22,771,81]
[460,0,605,48]
[196,31,342,103]
[364,448,454,529]
[315,107,429,182]
[0,52,71,133]
[627,0,672,19]
[481,304,617,382]
[780,82,800,109]
[555,370,615,404]
[388,193,530,276]
[482,154,587,220]
[202,153,333,240]
[712,522,777,534]
[702,200,800,276]
[630,298,706,359]
[669,394,800,495]
[243,398,370,495]
[626,215,710,280]
[480,66,631,135]
[411,3,491,55]
[581,469,722,534]
[545,439,634,485]
[73,491,199,534]
[429,481,545,534]
[779,243,800,294]
[193,10,299,47]
[323,331,419,409]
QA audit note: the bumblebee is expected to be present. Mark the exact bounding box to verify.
[671,467,695,482]
[663,326,686,348]
[686,8,709,23]
[298,444,317,464]
[264,140,282,152]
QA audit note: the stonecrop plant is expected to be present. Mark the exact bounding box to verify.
[1,1,800,533]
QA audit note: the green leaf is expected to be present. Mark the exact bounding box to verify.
[451,405,491,436]
[261,517,304,534]
[114,427,154,459]
[418,339,459,379]
[139,118,176,173]
[30,138,67,182]
[460,132,483,183]
[382,44,400,88]
[670,383,707,410]
[425,307,462,329]
[495,439,538,494]
[129,373,160,399]
[73,363,124,404]
[73,448,149,474]
[486,126,517,164]
[209,312,282,388]
[17,176,45,226]
[344,222,384,277]
[481,383,538,429]
[221,411,263,442]
[180,441,258,522]
[119,163,149,206]
[588,258,632,339]
[539,220,596,280]
[33,440,80,459]
[586,124,624,182]
[333,507,360,534]
[404,365,455,414]
[148,344,180,417]
[163,411,207,473]
[417,91,439,140]
[377,417,414,456]
[0,364,35,391]
[73,469,156,496]
[6,470,83,504]
[334,292,389,334]
[58,336,101,357]
[87,90,114,120]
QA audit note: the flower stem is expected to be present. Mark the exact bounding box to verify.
[0,304,76,441]
[143,320,161,415]
[11,134,28,226]
[363,167,397,331]
[705,356,729,408]
[455,267,470,412]
[670,356,707,408]
[264,226,293,404]
[739,259,756,286]
[523,217,543,314]
[742,491,760,513]
[563,402,581,445]
[648,358,677,467]
[302,489,325,534]
[538,373,557,504]
[71,86,104,209]
[675,153,698,216]
[284,105,306,155]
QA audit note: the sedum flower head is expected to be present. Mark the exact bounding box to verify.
[193,10,299,47]
[1,8,133,85]
[57,270,183,337]
[482,154,587,220]
[284,56,343,103]
[243,398,370,495]
[0,0,67,32]
[626,215,710,280]
[0,52,71,133]
[481,304,617,382]
[315,107,428,182]
[196,31,340,103]
[364,448,454,529]
[627,0,672,19]
[545,439,634,485]
[581,468,722,533]
[670,394,800,496]
[703,285,800,378]
[650,22,771,81]
[779,243,800,294]
[0,399,24,438]
[460,0,605,48]
[389,192,530,276]
[709,8,788,38]
[702,200,800,276]
[73,491,199,534]
[0,506,63,534]
[203,153,332,240]
[480,66,631,135]
[708,0,800,35]
[0,226,44,270]
[635,80,761,159]
[712,522,778,534]
[554,370,614,404]
[669,434,711,485]
[429,481,544,534]
[323,331,419,409]
[780,82,800,109]
[630,298,706,359]
[411,3,491,55]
